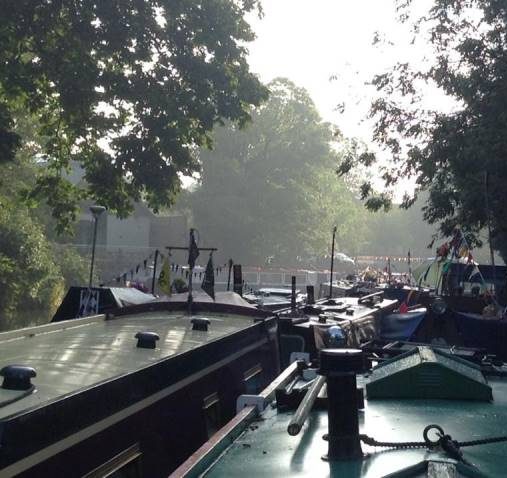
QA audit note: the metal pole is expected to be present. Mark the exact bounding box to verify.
[407,250,412,285]
[88,215,99,288]
[485,171,497,298]
[329,226,337,299]
[151,249,159,294]
[227,258,233,291]
[291,275,296,310]
[188,229,195,314]
[287,375,326,436]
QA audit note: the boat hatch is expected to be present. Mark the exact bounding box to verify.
[367,346,492,401]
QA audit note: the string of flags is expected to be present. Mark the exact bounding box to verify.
[103,249,230,286]
[435,228,476,264]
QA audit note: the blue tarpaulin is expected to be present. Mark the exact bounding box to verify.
[379,307,427,341]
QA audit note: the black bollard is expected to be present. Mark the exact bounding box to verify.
[306,285,315,304]
[319,348,364,461]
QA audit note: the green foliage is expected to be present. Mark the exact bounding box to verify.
[0,202,64,330]
[346,0,507,259]
[186,79,369,266]
[53,246,91,288]
[0,110,92,330]
[0,0,268,232]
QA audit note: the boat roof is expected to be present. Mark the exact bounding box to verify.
[166,291,256,308]
[257,288,301,296]
[299,296,398,322]
[192,372,507,477]
[0,302,268,420]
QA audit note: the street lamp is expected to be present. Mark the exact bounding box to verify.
[329,226,337,299]
[88,205,106,288]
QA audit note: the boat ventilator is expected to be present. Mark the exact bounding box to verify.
[0,365,36,408]
[191,318,210,331]
[135,331,159,349]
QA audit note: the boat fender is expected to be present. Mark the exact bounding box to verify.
[0,365,36,390]
[135,331,160,349]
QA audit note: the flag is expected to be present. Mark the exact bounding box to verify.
[202,254,215,300]
[188,229,200,268]
[158,257,172,296]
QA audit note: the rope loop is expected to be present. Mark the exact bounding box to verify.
[423,424,445,446]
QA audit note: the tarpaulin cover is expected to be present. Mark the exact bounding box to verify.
[455,311,507,359]
[379,307,427,341]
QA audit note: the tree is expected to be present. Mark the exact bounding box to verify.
[0,109,92,330]
[0,0,268,232]
[339,0,507,260]
[186,78,369,266]
[0,202,63,330]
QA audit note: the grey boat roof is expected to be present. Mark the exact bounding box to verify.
[165,291,256,308]
[196,375,507,477]
[297,296,398,323]
[257,288,302,296]
[0,304,265,420]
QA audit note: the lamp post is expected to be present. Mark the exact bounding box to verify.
[88,205,106,288]
[329,226,337,299]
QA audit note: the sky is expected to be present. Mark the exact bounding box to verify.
[247,0,430,142]
[246,0,439,198]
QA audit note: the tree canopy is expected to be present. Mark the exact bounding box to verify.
[339,0,507,260]
[0,0,267,231]
[185,78,369,266]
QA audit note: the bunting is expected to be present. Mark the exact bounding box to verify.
[103,249,230,287]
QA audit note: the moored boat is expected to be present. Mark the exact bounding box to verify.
[174,345,507,477]
[0,296,279,477]
[277,291,398,367]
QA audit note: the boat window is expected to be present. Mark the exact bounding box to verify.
[243,364,263,394]
[203,392,222,438]
[83,443,142,478]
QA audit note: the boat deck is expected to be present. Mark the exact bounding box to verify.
[0,310,260,419]
[299,296,398,323]
[199,376,507,477]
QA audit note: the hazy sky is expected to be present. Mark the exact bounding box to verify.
[247,0,436,139]
[247,0,437,196]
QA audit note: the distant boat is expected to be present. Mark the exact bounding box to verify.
[277,291,398,367]
[243,287,306,312]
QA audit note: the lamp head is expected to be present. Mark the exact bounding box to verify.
[89,205,106,218]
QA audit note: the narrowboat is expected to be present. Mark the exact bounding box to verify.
[174,344,507,477]
[277,291,399,367]
[243,287,306,312]
[0,294,279,477]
